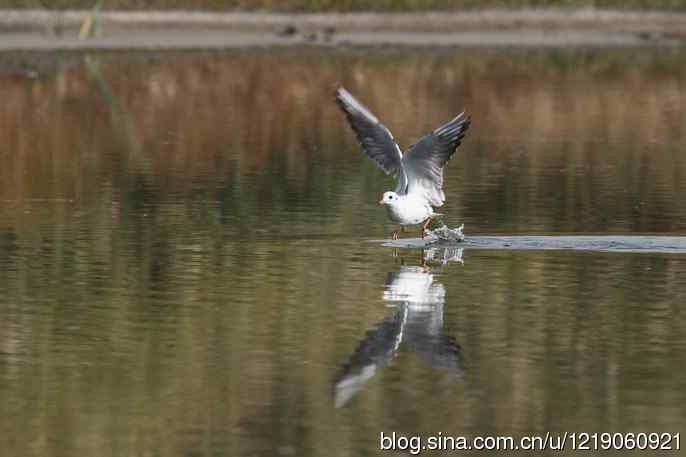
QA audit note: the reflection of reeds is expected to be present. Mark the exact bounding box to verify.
[1,209,685,456]
[83,54,148,171]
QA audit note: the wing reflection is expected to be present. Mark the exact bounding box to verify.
[334,248,463,408]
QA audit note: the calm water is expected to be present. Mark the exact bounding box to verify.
[1,48,685,457]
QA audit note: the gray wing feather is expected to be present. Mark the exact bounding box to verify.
[335,88,403,176]
[399,112,471,207]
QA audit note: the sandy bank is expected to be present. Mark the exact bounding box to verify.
[1,9,685,50]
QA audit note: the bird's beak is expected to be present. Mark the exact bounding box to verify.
[378,199,384,205]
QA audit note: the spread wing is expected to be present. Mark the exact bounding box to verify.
[335,88,403,177]
[404,308,463,378]
[398,112,471,207]
[333,306,407,408]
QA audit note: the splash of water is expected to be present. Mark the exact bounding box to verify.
[425,246,464,265]
[424,223,465,243]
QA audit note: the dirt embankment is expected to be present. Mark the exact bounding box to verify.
[1,9,686,50]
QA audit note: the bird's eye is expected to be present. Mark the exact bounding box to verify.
[389,195,393,199]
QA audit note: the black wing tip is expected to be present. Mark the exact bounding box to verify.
[334,87,383,129]
[334,87,348,109]
[434,111,471,140]
[335,87,358,110]
[459,112,472,136]
[334,87,359,117]
[452,111,472,131]
[462,112,472,128]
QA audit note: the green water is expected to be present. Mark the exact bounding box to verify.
[1,48,685,456]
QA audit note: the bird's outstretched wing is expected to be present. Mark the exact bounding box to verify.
[335,88,403,177]
[399,112,471,207]
[333,306,407,408]
[404,311,463,378]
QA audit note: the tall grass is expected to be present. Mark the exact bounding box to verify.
[1,49,685,233]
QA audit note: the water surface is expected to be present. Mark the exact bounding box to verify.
[1,47,685,456]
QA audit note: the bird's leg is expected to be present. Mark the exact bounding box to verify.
[420,250,430,271]
[421,218,432,239]
[392,226,404,240]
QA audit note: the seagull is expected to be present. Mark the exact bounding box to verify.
[333,262,463,407]
[336,87,471,239]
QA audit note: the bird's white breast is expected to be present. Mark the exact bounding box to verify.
[385,196,433,225]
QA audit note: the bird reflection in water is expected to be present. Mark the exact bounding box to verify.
[334,247,464,408]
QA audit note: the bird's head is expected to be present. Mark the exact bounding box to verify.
[378,191,400,206]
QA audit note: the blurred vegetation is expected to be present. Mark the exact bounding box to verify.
[2,48,685,234]
[5,0,686,10]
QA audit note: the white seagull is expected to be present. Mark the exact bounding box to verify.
[333,263,462,408]
[335,88,471,239]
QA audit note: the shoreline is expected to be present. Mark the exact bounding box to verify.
[1,9,686,50]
